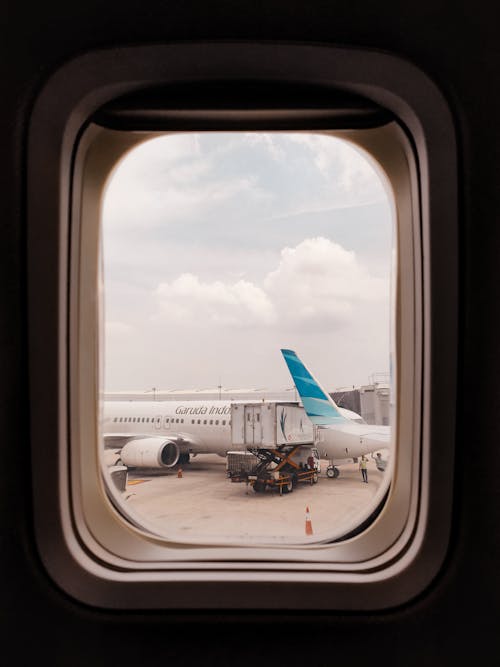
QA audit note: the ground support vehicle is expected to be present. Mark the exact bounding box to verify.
[228,445,320,495]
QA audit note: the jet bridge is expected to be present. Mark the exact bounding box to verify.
[230,401,314,448]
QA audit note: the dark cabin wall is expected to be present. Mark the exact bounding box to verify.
[3,2,499,664]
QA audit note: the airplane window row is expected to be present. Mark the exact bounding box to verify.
[185,418,229,426]
[111,416,229,426]
[112,417,155,423]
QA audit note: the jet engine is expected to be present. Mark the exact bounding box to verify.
[120,437,181,469]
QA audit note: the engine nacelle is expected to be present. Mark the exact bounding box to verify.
[120,437,180,469]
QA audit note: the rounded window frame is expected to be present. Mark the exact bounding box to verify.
[27,42,457,610]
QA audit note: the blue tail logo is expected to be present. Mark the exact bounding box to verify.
[281,349,348,426]
[279,408,287,439]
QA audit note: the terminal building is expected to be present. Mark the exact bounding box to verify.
[105,374,391,426]
[331,374,391,426]
[104,387,300,403]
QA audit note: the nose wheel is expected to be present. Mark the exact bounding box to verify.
[326,466,340,478]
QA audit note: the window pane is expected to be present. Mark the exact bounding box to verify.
[101,132,394,544]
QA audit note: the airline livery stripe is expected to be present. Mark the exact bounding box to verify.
[281,349,348,424]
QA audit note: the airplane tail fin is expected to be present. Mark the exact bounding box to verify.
[281,349,349,426]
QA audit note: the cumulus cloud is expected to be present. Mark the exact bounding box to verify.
[264,237,387,327]
[154,273,276,327]
[153,238,387,332]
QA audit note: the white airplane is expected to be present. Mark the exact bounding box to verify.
[103,400,235,471]
[102,354,372,474]
[103,399,360,470]
[280,349,390,477]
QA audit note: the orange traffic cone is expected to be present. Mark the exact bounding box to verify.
[305,506,313,535]
[177,467,183,478]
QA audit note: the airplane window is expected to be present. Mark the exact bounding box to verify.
[100,131,394,545]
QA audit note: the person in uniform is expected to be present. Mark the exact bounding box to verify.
[359,455,368,483]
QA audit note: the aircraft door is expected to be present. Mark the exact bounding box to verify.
[244,406,263,445]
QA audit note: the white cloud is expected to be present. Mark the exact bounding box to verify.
[264,237,387,327]
[154,273,276,327]
[103,168,256,232]
[101,134,392,390]
[102,134,266,231]
[152,238,387,332]
[287,133,388,206]
[111,134,202,178]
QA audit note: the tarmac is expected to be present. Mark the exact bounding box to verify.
[118,452,390,545]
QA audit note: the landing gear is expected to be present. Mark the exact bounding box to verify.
[178,452,190,465]
[326,466,340,479]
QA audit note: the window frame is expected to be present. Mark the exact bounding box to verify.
[27,42,457,611]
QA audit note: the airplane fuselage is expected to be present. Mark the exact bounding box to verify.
[315,422,390,460]
[103,400,234,455]
[103,399,389,468]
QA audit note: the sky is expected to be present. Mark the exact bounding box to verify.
[101,132,394,393]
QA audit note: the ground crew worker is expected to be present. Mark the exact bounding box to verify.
[359,455,368,483]
[307,455,315,470]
